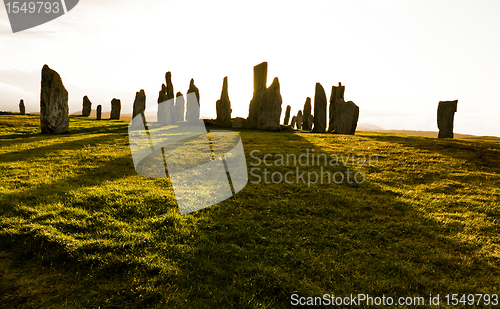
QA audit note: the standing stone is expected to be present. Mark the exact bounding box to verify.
[175,92,185,122]
[186,79,200,122]
[132,89,146,119]
[290,116,297,129]
[110,98,121,120]
[247,62,268,128]
[232,117,247,129]
[82,96,92,117]
[335,98,359,135]
[215,76,232,127]
[328,82,345,132]
[437,100,458,138]
[302,97,313,130]
[157,84,173,125]
[40,64,69,134]
[165,72,175,102]
[257,77,282,131]
[96,105,102,120]
[312,83,327,133]
[283,105,291,125]
[296,110,303,129]
[19,99,25,115]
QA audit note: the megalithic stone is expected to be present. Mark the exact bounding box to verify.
[437,100,458,138]
[96,105,102,120]
[175,92,185,122]
[247,62,268,128]
[290,116,297,129]
[186,79,200,122]
[110,98,121,120]
[215,76,232,127]
[132,89,146,119]
[19,99,25,115]
[82,95,92,117]
[296,110,303,129]
[302,97,312,130]
[328,82,345,132]
[283,105,291,125]
[165,72,175,102]
[312,83,327,133]
[257,77,282,131]
[335,98,359,135]
[40,64,69,134]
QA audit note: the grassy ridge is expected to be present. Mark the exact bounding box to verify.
[0,115,499,308]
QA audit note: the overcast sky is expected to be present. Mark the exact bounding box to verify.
[1,0,499,136]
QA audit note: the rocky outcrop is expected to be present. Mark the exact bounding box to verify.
[40,64,69,134]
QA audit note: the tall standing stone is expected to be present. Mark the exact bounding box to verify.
[132,89,146,119]
[247,62,268,128]
[302,97,313,130]
[290,116,297,129]
[96,105,102,120]
[110,98,121,120]
[328,82,345,132]
[215,76,232,127]
[311,83,327,133]
[186,79,200,122]
[283,105,291,125]
[175,92,185,122]
[40,64,69,134]
[157,72,175,125]
[257,77,282,131]
[82,96,92,117]
[437,100,458,138]
[296,110,303,129]
[335,98,359,135]
[19,99,25,115]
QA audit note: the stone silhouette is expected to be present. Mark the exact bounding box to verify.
[132,89,146,119]
[296,110,303,129]
[247,62,268,128]
[96,105,102,120]
[157,84,168,124]
[335,98,359,135]
[82,96,92,117]
[290,116,297,129]
[283,105,291,125]
[437,100,458,138]
[232,117,247,129]
[311,83,327,133]
[110,98,121,120]
[257,77,282,131]
[302,97,313,130]
[175,91,185,122]
[19,99,25,115]
[40,64,69,134]
[215,76,232,127]
[186,79,200,122]
[328,82,345,132]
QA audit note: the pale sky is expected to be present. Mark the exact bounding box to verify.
[1,0,499,136]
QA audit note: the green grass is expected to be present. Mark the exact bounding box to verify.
[0,115,499,308]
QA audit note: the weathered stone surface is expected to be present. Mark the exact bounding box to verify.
[186,79,200,122]
[302,97,312,130]
[175,92,185,122]
[247,62,268,128]
[40,64,69,134]
[437,100,458,138]
[290,116,297,129]
[165,72,174,101]
[335,98,359,135]
[328,82,345,132]
[96,105,102,120]
[312,83,327,133]
[157,84,167,124]
[257,77,282,131]
[296,110,303,129]
[132,90,146,118]
[82,95,92,117]
[215,76,232,127]
[283,105,291,125]
[19,99,25,115]
[110,98,121,120]
[232,117,247,129]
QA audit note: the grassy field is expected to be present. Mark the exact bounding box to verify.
[0,115,499,308]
